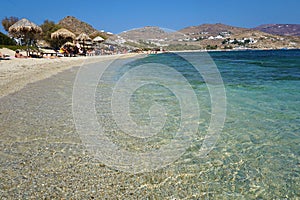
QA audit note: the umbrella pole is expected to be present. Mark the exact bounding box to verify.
[83,39,85,55]
[25,33,29,57]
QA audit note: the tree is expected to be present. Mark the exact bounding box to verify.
[0,31,16,45]
[40,19,61,48]
[222,39,228,45]
[2,16,19,32]
[244,39,251,44]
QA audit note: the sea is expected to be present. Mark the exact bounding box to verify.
[0,49,299,199]
[92,49,300,198]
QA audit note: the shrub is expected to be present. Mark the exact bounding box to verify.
[0,32,16,45]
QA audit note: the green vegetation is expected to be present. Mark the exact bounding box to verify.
[206,45,218,50]
[244,39,251,44]
[40,20,61,48]
[1,16,19,32]
[222,38,230,44]
[0,44,36,51]
[166,44,201,51]
[124,40,158,51]
[223,45,233,49]
[0,32,16,45]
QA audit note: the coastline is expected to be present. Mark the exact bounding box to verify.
[1,48,297,98]
[0,53,140,98]
[169,47,300,53]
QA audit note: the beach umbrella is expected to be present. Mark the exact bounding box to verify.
[76,33,92,51]
[8,18,42,56]
[51,28,75,40]
[92,36,104,48]
[93,36,104,42]
[62,41,75,47]
[51,28,75,49]
[76,33,92,41]
[9,18,42,36]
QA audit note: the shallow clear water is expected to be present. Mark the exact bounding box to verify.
[95,50,300,198]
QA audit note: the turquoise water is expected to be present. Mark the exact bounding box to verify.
[95,50,300,198]
[0,50,299,198]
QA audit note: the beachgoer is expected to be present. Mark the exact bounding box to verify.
[15,50,26,58]
[0,52,11,60]
[59,47,65,54]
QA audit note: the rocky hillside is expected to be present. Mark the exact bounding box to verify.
[120,26,170,41]
[254,24,300,36]
[109,24,300,50]
[179,23,247,36]
[58,16,97,35]
[107,26,185,50]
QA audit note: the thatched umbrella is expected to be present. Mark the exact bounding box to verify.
[51,28,75,40]
[76,33,92,51]
[63,41,75,47]
[92,36,104,48]
[9,18,42,56]
[51,28,75,49]
[76,33,91,41]
[93,36,104,42]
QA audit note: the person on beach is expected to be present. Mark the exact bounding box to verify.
[0,52,11,60]
[15,50,27,58]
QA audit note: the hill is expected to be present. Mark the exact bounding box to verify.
[254,24,300,36]
[110,23,300,50]
[107,26,186,50]
[58,16,98,35]
[176,23,300,50]
[179,23,247,36]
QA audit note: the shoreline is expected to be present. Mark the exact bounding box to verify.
[0,53,140,98]
[1,48,298,98]
[169,47,300,53]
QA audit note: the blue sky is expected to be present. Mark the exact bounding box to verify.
[0,0,299,34]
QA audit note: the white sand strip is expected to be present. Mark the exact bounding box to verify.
[0,52,140,98]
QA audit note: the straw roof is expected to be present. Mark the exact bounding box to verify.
[63,41,75,46]
[84,41,93,45]
[76,33,92,41]
[8,18,42,35]
[51,28,76,39]
[93,36,104,42]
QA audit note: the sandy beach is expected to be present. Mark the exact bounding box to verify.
[0,48,139,98]
[0,52,159,199]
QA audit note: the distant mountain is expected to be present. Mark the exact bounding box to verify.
[118,26,183,41]
[111,24,300,50]
[106,26,185,49]
[179,23,247,36]
[254,24,300,36]
[119,26,170,41]
[58,16,98,35]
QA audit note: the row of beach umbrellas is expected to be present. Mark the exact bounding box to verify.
[51,29,104,43]
[7,18,105,54]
